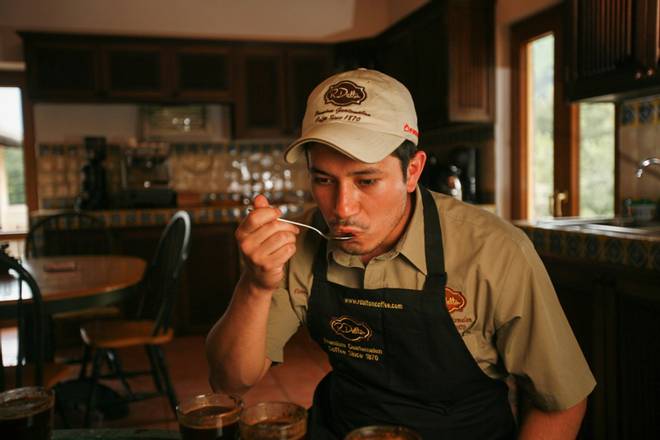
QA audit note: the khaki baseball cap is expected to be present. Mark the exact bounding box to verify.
[284,68,419,164]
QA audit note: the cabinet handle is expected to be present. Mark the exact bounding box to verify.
[634,70,644,80]
[646,67,655,77]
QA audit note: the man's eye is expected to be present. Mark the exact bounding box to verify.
[359,179,377,186]
[312,176,332,185]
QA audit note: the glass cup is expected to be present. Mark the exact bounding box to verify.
[0,386,55,440]
[239,401,307,440]
[177,393,243,440]
[344,425,422,440]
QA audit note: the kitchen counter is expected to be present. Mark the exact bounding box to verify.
[514,220,660,272]
[30,202,309,229]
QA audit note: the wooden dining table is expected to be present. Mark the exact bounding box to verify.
[0,255,146,320]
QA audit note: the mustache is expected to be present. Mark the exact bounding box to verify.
[328,218,368,230]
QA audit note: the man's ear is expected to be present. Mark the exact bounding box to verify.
[406,151,426,192]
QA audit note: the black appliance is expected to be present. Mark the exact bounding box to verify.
[421,146,480,203]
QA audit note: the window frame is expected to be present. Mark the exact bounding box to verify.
[0,69,37,238]
[510,3,580,220]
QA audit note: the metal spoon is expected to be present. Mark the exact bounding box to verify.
[246,208,352,241]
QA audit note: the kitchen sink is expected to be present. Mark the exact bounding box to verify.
[536,217,660,236]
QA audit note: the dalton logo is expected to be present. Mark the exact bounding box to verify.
[324,80,367,106]
[445,287,467,313]
[330,316,373,342]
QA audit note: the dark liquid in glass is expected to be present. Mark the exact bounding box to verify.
[179,405,238,440]
[0,396,53,440]
[242,419,306,440]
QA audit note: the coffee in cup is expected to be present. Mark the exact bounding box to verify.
[239,401,307,440]
[0,387,55,440]
[344,425,422,440]
[177,393,243,440]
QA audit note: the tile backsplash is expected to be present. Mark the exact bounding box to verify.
[619,95,660,204]
[37,140,309,209]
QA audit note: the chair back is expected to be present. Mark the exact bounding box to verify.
[25,211,116,258]
[135,211,191,336]
[0,253,46,391]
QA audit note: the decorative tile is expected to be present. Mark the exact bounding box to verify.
[532,229,547,252]
[604,238,623,264]
[638,100,655,124]
[621,103,637,125]
[549,231,563,254]
[566,233,581,258]
[651,244,660,271]
[585,235,601,260]
[626,240,648,268]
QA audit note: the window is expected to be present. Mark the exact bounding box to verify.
[511,5,615,220]
[0,86,28,233]
[579,103,615,217]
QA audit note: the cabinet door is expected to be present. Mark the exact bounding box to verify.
[568,0,660,100]
[174,45,234,102]
[181,223,240,334]
[446,0,494,122]
[286,47,333,135]
[617,274,660,440]
[102,44,167,100]
[235,47,287,138]
[24,41,100,101]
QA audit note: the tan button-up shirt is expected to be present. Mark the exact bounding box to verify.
[266,187,595,411]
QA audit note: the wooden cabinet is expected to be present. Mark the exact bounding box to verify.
[21,35,100,101]
[20,32,237,104]
[567,0,660,100]
[235,46,287,138]
[102,43,166,100]
[235,45,333,138]
[173,45,234,101]
[542,255,660,439]
[375,0,494,129]
[286,47,333,135]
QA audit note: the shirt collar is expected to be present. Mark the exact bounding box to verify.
[327,186,427,275]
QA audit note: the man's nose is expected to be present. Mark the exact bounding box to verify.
[335,183,359,219]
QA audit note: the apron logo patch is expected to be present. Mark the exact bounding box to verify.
[330,315,373,342]
[445,287,466,313]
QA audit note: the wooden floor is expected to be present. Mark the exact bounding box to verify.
[1,326,330,430]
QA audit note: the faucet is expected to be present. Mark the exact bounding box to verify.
[635,157,660,178]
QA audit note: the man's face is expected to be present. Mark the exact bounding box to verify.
[307,143,425,262]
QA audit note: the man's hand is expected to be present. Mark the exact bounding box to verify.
[235,194,299,291]
[518,398,587,440]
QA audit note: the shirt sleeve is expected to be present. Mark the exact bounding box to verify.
[265,282,302,364]
[493,236,596,411]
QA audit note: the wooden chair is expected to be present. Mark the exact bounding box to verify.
[25,211,117,258]
[0,252,72,391]
[26,211,121,354]
[79,211,191,426]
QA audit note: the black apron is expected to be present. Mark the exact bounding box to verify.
[306,187,516,440]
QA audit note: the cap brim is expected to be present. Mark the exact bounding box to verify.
[284,123,408,164]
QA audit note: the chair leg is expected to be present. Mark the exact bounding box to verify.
[84,349,104,428]
[78,345,91,380]
[153,345,178,416]
[107,349,134,398]
[145,346,164,393]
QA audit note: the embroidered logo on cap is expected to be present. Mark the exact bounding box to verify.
[324,80,367,106]
[403,123,419,138]
[445,286,467,313]
[330,315,373,342]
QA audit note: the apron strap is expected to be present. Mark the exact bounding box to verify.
[419,186,447,288]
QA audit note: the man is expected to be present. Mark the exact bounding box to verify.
[206,69,595,439]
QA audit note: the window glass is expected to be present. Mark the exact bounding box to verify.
[0,86,28,233]
[528,34,554,219]
[579,103,615,217]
